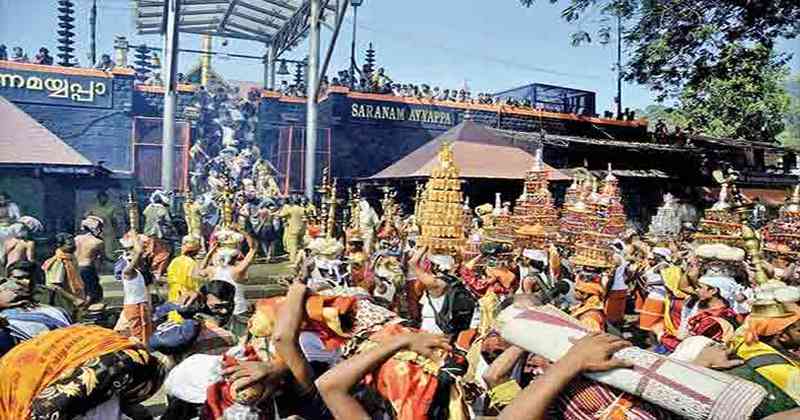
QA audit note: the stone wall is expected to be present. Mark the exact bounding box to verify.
[258,89,649,183]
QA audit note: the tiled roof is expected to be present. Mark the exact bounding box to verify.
[369,120,570,181]
[0,96,94,167]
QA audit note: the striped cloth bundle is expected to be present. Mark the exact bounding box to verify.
[496,305,767,420]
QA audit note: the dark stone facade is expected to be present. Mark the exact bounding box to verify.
[258,88,649,183]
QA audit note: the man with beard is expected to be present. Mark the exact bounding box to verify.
[0,261,71,356]
[155,280,240,420]
[75,215,106,303]
[41,233,86,317]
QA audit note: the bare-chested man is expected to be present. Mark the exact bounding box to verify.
[75,216,106,303]
[2,216,42,274]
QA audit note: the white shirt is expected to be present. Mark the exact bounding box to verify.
[122,270,148,305]
[420,293,445,334]
[610,262,629,291]
[214,266,248,315]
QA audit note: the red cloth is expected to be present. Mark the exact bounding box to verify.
[204,346,270,420]
[460,266,517,297]
[253,294,357,350]
[688,307,738,343]
[362,324,441,420]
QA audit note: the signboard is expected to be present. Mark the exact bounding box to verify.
[0,68,112,108]
[350,101,455,126]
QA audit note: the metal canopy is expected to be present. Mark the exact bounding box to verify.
[135,0,335,54]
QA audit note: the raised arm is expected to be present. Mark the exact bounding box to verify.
[195,242,219,279]
[25,240,35,263]
[272,282,315,393]
[498,333,632,420]
[123,234,142,279]
[234,234,257,279]
[483,345,526,388]
[316,332,451,420]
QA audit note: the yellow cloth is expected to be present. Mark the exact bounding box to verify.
[167,310,185,324]
[488,379,522,408]
[166,255,199,302]
[0,326,137,420]
[661,265,687,336]
[735,338,800,404]
[661,266,688,299]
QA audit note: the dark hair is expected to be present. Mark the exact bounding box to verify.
[201,280,236,302]
[7,260,45,288]
[495,293,543,318]
[55,232,74,247]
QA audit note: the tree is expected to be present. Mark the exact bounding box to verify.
[674,46,790,142]
[778,72,800,148]
[519,0,799,141]
[634,104,687,131]
[519,0,799,98]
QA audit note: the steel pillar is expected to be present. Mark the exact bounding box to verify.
[161,0,181,191]
[304,0,321,199]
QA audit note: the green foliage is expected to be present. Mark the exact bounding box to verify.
[634,104,687,131]
[675,46,790,142]
[520,0,799,96]
[519,0,799,142]
[778,73,800,148]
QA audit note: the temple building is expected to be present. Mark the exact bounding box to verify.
[1,40,798,231]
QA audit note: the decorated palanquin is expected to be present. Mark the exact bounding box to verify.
[513,149,559,248]
[648,193,683,241]
[378,186,401,240]
[210,185,245,250]
[693,173,752,247]
[594,165,626,236]
[694,207,746,247]
[763,185,800,258]
[416,142,466,254]
[570,231,616,270]
[559,165,626,250]
[558,181,592,249]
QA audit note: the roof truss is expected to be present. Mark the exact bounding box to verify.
[134,0,337,53]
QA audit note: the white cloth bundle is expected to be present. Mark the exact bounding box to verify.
[496,305,767,420]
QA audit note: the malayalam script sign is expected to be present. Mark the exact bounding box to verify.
[0,68,111,108]
[351,102,455,126]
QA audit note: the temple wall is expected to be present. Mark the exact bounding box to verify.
[258,88,649,182]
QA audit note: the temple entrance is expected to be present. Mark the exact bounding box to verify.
[132,117,191,192]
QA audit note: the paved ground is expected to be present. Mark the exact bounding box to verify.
[99,260,295,307]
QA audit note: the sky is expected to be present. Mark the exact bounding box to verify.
[1,0,798,112]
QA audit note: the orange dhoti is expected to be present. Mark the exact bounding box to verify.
[638,291,665,333]
[115,302,153,344]
[604,289,628,325]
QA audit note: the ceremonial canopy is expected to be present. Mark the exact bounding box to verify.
[369,120,570,181]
